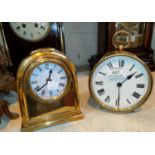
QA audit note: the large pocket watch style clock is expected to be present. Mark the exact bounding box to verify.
[89,30,153,113]
[17,48,83,131]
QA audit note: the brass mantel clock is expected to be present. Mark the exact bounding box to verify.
[17,48,83,131]
[89,31,153,113]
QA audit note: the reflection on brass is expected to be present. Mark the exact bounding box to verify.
[17,48,84,131]
[115,22,145,48]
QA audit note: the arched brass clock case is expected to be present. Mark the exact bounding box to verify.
[17,48,84,131]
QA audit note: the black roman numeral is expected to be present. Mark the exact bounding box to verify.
[59,83,65,87]
[95,81,103,85]
[126,99,131,104]
[129,64,135,71]
[34,86,40,91]
[38,66,42,72]
[23,31,26,35]
[99,72,106,76]
[32,73,38,77]
[97,89,105,96]
[49,91,52,96]
[41,90,45,96]
[16,26,20,30]
[107,62,113,69]
[31,33,33,37]
[119,60,125,67]
[56,89,60,93]
[105,96,110,103]
[60,76,66,79]
[135,73,143,79]
[137,84,145,88]
[53,64,56,70]
[45,63,50,69]
[116,99,119,107]
[31,81,37,84]
[41,26,45,30]
[58,69,63,74]
[132,92,141,99]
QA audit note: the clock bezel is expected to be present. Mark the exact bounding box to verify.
[89,51,153,113]
[24,58,70,103]
[9,22,51,42]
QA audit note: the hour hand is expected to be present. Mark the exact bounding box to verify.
[126,71,137,80]
[48,68,53,81]
[121,71,137,84]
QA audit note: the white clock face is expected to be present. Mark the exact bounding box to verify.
[90,55,152,111]
[29,62,68,100]
[9,22,50,42]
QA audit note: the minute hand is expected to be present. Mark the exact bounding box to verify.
[36,81,48,92]
[121,71,137,84]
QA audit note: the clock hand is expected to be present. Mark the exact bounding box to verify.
[117,87,120,107]
[116,83,121,107]
[115,71,137,103]
[121,71,137,84]
[48,68,53,81]
[36,79,48,92]
[36,68,53,92]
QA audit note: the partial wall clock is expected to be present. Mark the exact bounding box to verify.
[17,48,83,131]
[9,22,50,42]
[89,30,153,112]
[2,22,65,74]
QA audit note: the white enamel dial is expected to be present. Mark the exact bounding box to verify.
[29,62,68,100]
[90,54,152,111]
[9,22,50,42]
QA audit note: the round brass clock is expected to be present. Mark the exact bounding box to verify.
[17,48,83,131]
[89,31,153,112]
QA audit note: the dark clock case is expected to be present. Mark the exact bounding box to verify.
[88,22,155,71]
[2,22,65,75]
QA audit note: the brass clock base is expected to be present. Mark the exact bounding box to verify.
[21,107,83,132]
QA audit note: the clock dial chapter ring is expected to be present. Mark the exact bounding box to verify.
[89,51,153,113]
[25,58,71,103]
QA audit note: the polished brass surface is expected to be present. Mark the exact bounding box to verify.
[89,51,153,113]
[17,48,83,131]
